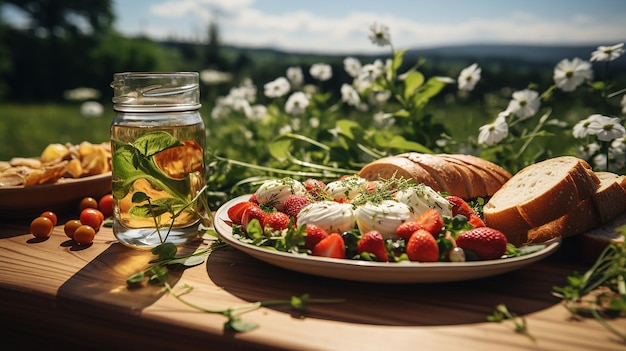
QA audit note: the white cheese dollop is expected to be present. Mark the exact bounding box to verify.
[254,177,307,211]
[296,201,356,233]
[325,176,367,202]
[394,183,452,217]
[355,200,419,239]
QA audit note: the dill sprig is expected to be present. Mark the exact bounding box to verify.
[351,175,415,206]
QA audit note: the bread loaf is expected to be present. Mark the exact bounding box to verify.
[357,153,511,200]
[483,156,601,246]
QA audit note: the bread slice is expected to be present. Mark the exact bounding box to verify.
[592,171,626,223]
[576,213,626,263]
[526,198,601,244]
[357,155,441,191]
[483,156,600,246]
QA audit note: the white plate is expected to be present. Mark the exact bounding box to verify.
[214,195,561,283]
[0,172,111,218]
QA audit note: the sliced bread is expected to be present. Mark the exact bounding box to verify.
[483,156,600,246]
[576,213,626,263]
[592,171,626,223]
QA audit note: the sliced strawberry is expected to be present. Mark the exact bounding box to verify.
[446,195,475,218]
[248,193,258,203]
[240,205,267,233]
[262,212,291,235]
[303,224,329,250]
[283,194,311,220]
[468,213,485,228]
[357,230,389,262]
[395,221,424,241]
[303,178,328,199]
[456,227,507,260]
[415,209,444,236]
[227,201,257,225]
[406,229,439,262]
[312,233,345,259]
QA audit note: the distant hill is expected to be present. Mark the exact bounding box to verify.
[408,44,599,62]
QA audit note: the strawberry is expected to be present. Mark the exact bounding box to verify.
[312,233,345,259]
[415,209,444,236]
[248,193,258,203]
[395,221,424,241]
[283,194,311,219]
[467,213,485,228]
[446,195,484,227]
[240,205,267,233]
[262,212,291,235]
[303,178,327,199]
[456,227,508,260]
[357,230,389,262]
[303,224,329,250]
[406,229,439,262]
[227,201,257,225]
[445,195,475,218]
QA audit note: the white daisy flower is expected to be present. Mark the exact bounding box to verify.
[586,115,626,142]
[590,43,625,62]
[506,89,541,119]
[457,63,481,92]
[285,91,310,116]
[310,63,332,81]
[478,113,508,145]
[553,58,593,92]
[340,84,360,106]
[572,114,604,138]
[368,22,391,47]
[343,57,362,78]
[264,77,290,98]
[286,66,304,89]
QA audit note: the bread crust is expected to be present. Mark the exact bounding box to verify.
[403,153,469,198]
[358,153,510,200]
[357,155,441,191]
[526,198,601,244]
[591,172,626,223]
[438,154,503,197]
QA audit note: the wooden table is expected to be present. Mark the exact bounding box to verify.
[1,216,625,351]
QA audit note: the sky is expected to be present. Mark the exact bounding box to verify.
[4,0,626,54]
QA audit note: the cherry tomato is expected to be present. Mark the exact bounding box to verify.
[98,194,114,218]
[30,216,54,238]
[73,225,96,245]
[40,211,58,226]
[64,219,82,239]
[79,208,104,231]
[79,197,99,211]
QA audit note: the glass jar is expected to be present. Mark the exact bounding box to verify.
[110,72,207,249]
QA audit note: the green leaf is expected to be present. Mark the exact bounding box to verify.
[152,242,178,259]
[268,137,293,162]
[225,317,259,332]
[412,77,447,108]
[133,131,182,157]
[403,71,425,100]
[127,271,145,284]
[384,135,432,153]
[335,119,361,140]
[132,191,151,203]
[391,49,406,72]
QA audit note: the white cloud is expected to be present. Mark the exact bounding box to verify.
[135,0,626,54]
